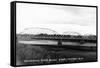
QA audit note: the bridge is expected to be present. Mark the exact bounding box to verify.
[17,27,97,46]
[17,34,96,43]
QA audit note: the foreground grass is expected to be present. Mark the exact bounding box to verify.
[16,43,96,65]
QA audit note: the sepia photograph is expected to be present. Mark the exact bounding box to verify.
[14,1,97,66]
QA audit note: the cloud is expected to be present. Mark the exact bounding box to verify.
[17,3,96,35]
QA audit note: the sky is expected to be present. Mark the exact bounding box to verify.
[16,3,96,35]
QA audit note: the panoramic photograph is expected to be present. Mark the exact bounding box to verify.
[16,3,97,66]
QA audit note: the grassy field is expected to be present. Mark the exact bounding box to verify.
[16,43,97,66]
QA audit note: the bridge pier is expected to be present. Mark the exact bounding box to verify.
[58,40,62,46]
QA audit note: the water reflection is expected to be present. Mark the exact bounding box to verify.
[18,40,96,46]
